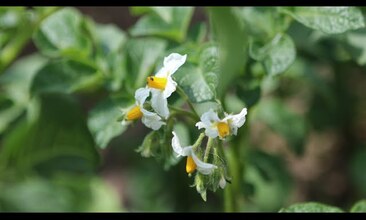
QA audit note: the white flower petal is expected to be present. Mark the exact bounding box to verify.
[182,146,193,156]
[135,87,150,106]
[141,108,165,130]
[205,126,219,138]
[171,131,183,156]
[195,121,219,138]
[162,75,177,99]
[200,109,220,126]
[219,176,226,189]
[195,109,220,138]
[163,53,187,76]
[230,126,239,136]
[154,53,186,78]
[195,121,206,130]
[171,131,191,157]
[230,107,248,128]
[224,108,247,136]
[155,66,169,78]
[151,89,169,119]
[191,151,217,175]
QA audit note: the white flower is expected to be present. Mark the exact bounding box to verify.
[147,53,187,119]
[171,131,217,175]
[123,87,165,130]
[195,108,247,140]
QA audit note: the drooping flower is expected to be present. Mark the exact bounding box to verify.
[123,87,165,130]
[171,131,217,175]
[146,53,187,119]
[195,108,247,140]
[219,175,227,189]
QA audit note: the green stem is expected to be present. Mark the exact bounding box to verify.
[169,105,199,121]
[176,86,200,119]
[203,137,214,162]
[223,119,250,212]
[224,142,241,212]
[224,181,235,212]
[216,140,234,212]
[192,132,205,151]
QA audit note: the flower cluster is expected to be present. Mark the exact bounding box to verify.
[120,52,248,200]
[171,107,247,176]
[122,53,187,130]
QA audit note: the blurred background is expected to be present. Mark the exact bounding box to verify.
[0,7,366,212]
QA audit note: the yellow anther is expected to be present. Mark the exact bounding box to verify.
[126,105,143,120]
[147,76,167,90]
[217,122,230,138]
[186,156,197,174]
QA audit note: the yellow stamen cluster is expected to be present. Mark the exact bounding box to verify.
[147,76,167,90]
[126,106,143,120]
[186,156,197,174]
[217,122,230,138]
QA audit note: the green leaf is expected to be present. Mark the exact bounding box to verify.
[345,29,366,65]
[106,52,128,92]
[0,7,26,29]
[250,34,296,76]
[236,82,261,108]
[0,54,47,104]
[187,22,207,44]
[94,23,126,55]
[0,93,100,176]
[225,93,247,114]
[0,174,123,212]
[87,95,132,149]
[91,22,127,91]
[283,7,365,34]
[84,177,124,212]
[252,98,308,155]
[129,7,193,43]
[33,7,92,60]
[0,31,10,48]
[244,150,292,211]
[125,37,167,89]
[193,101,221,117]
[31,59,102,95]
[350,200,366,212]
[173,44,219,103]
[0,177,72,211]
[208,7,248,97]
[199,44,220,74]
[33,7,60,18]
[0,54,47,133]
[164,42,201,65]
[286,20,322,57]
[234,62,264,109]
[234,7,291,41]
[0,97,23,134]
[174,63,217,103]
[279,202,343,212]
[130,7,173,23]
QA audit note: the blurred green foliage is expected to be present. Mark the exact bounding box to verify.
[0,6,366,212]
